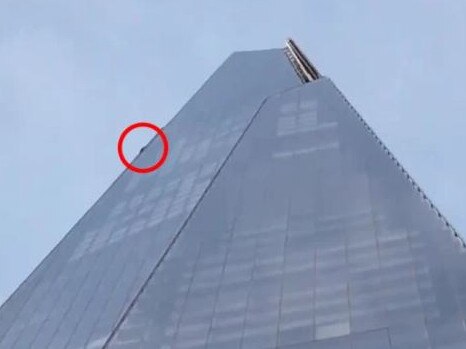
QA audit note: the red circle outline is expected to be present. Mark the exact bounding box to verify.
[117,122,169,174]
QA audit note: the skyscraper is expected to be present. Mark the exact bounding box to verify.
[1,40,466,349]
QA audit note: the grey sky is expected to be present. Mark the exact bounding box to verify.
[1,1,466,304]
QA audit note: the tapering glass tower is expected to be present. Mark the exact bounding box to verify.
[1,40,466,349]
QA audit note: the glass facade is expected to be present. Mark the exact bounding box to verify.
[2,47,466,349]
[106,78,466,349]
[0,49,300,349]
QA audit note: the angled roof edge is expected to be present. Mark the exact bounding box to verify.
[325,77,466,250]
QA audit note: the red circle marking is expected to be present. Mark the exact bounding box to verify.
[117,122,169,174]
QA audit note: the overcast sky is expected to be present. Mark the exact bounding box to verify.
[1,1,466,304]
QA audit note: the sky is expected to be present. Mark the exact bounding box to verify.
[1,0,466,305]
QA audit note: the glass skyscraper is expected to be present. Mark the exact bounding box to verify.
[1,40,466,349]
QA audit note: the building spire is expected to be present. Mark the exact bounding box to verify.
[285,38,321,82]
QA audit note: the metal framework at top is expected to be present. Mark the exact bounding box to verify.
[285,38,321,83]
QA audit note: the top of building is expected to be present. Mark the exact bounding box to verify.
[284,38,321,82]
